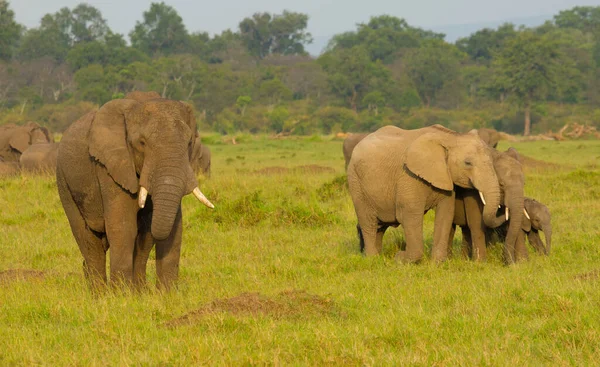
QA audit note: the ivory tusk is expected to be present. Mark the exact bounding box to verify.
[524,208,530,220]
[193,187,215,209]
[505,207,509,221]
[138,187,148,208]
[478,191,487,205]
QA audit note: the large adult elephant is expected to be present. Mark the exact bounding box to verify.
[0,122,53,162]
[342,133,369,170]
[191,134,211,177]
[56,97,214,291]
[347,125,502,262]
[450,147,527,263]
[20,142,59,174]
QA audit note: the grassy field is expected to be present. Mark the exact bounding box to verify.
[1,135,600,365]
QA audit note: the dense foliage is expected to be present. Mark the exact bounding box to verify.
[0,2,599,135]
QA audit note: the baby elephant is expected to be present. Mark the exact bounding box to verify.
[507,198,552,255]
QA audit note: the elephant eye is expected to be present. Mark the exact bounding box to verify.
[464,159,473,166]
[139,139,146,148]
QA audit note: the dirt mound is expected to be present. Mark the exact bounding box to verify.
[254,165,335,175]
[0,269,46,284]
[164,290,341,327]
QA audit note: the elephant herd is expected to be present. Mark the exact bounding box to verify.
[343,126,551,264]
[3,93,551,292]
[0,121,58,175]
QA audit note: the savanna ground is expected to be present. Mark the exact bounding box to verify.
[1,135,600,365]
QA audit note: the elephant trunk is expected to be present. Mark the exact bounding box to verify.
[475,179,502,229]
[542,223,552,255]
[502,191,525,264]
[150,162,188,241]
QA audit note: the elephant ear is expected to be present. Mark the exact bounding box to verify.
[405,133,453,191]
[89,99,139,194]
[181,102,197,161]
[505,147,521,162]
[9,131,30,153]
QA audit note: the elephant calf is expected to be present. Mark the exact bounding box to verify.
[342,133,369,170]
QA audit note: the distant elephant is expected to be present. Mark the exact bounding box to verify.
[56,97,214,291]
[450,147,527,263]
[342,133,369,170]
[20,142,59,174]
[0,159,20,178]
[476,128,502,148]
[347,125,502,263]
[0,122,53,162]
[190,134,211,177]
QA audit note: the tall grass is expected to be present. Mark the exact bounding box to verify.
[0,137,599,365]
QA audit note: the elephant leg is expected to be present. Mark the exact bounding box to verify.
[463,195,487,262]
[357,224,365,252]
[460,226,473,259]
[527,230,546,255]
[133,230,154,289]
[398,211,424,263]
[447,224,456,258]
[155,207,183,291]
[432,195,455,262]
[57,168,107,291]
[104,201,138,288]
[515,230,529,262]
[356,210,380,256]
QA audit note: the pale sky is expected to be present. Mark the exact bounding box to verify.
[11,0,600,54]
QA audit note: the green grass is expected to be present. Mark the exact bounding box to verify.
[1,136,600,365]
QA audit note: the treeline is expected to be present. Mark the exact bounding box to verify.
[0,1,599,135]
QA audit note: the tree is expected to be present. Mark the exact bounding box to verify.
[238,11,312,59]
[554,6,600,34]
[129,2,189,56]
[404,39,465,107]
[70,3,110,43]
[326,15,444,63]
[456,23,517,62]
[493,31,562,135]
[0,0,23,61]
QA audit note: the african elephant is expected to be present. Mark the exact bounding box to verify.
[476,128,502,148]
[56,97,214,291]
[0,122,53,162]
[450,147,527,263]
[342,133,369,170]
[347,125,502,263]
[493,198,552,255]
[191,134,211,177]
[0,158,20,178]
[20,142,59,174]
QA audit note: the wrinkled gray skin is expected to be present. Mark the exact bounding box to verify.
[347,125,502,263]
[476,128,502,149]
[191,134,211,177]
[56,97,209,291]
[343,133,369,170]
[20,142,59,174]
[0,122,53,162]
[450,147,526,264]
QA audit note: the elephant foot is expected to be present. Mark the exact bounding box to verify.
[395,250,422,264]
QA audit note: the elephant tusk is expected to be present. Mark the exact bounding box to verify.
[524,208,531,220]
[193,187,215,209]
[478,191,487,205]
[138,187,148,208]
[505,207,509,221]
